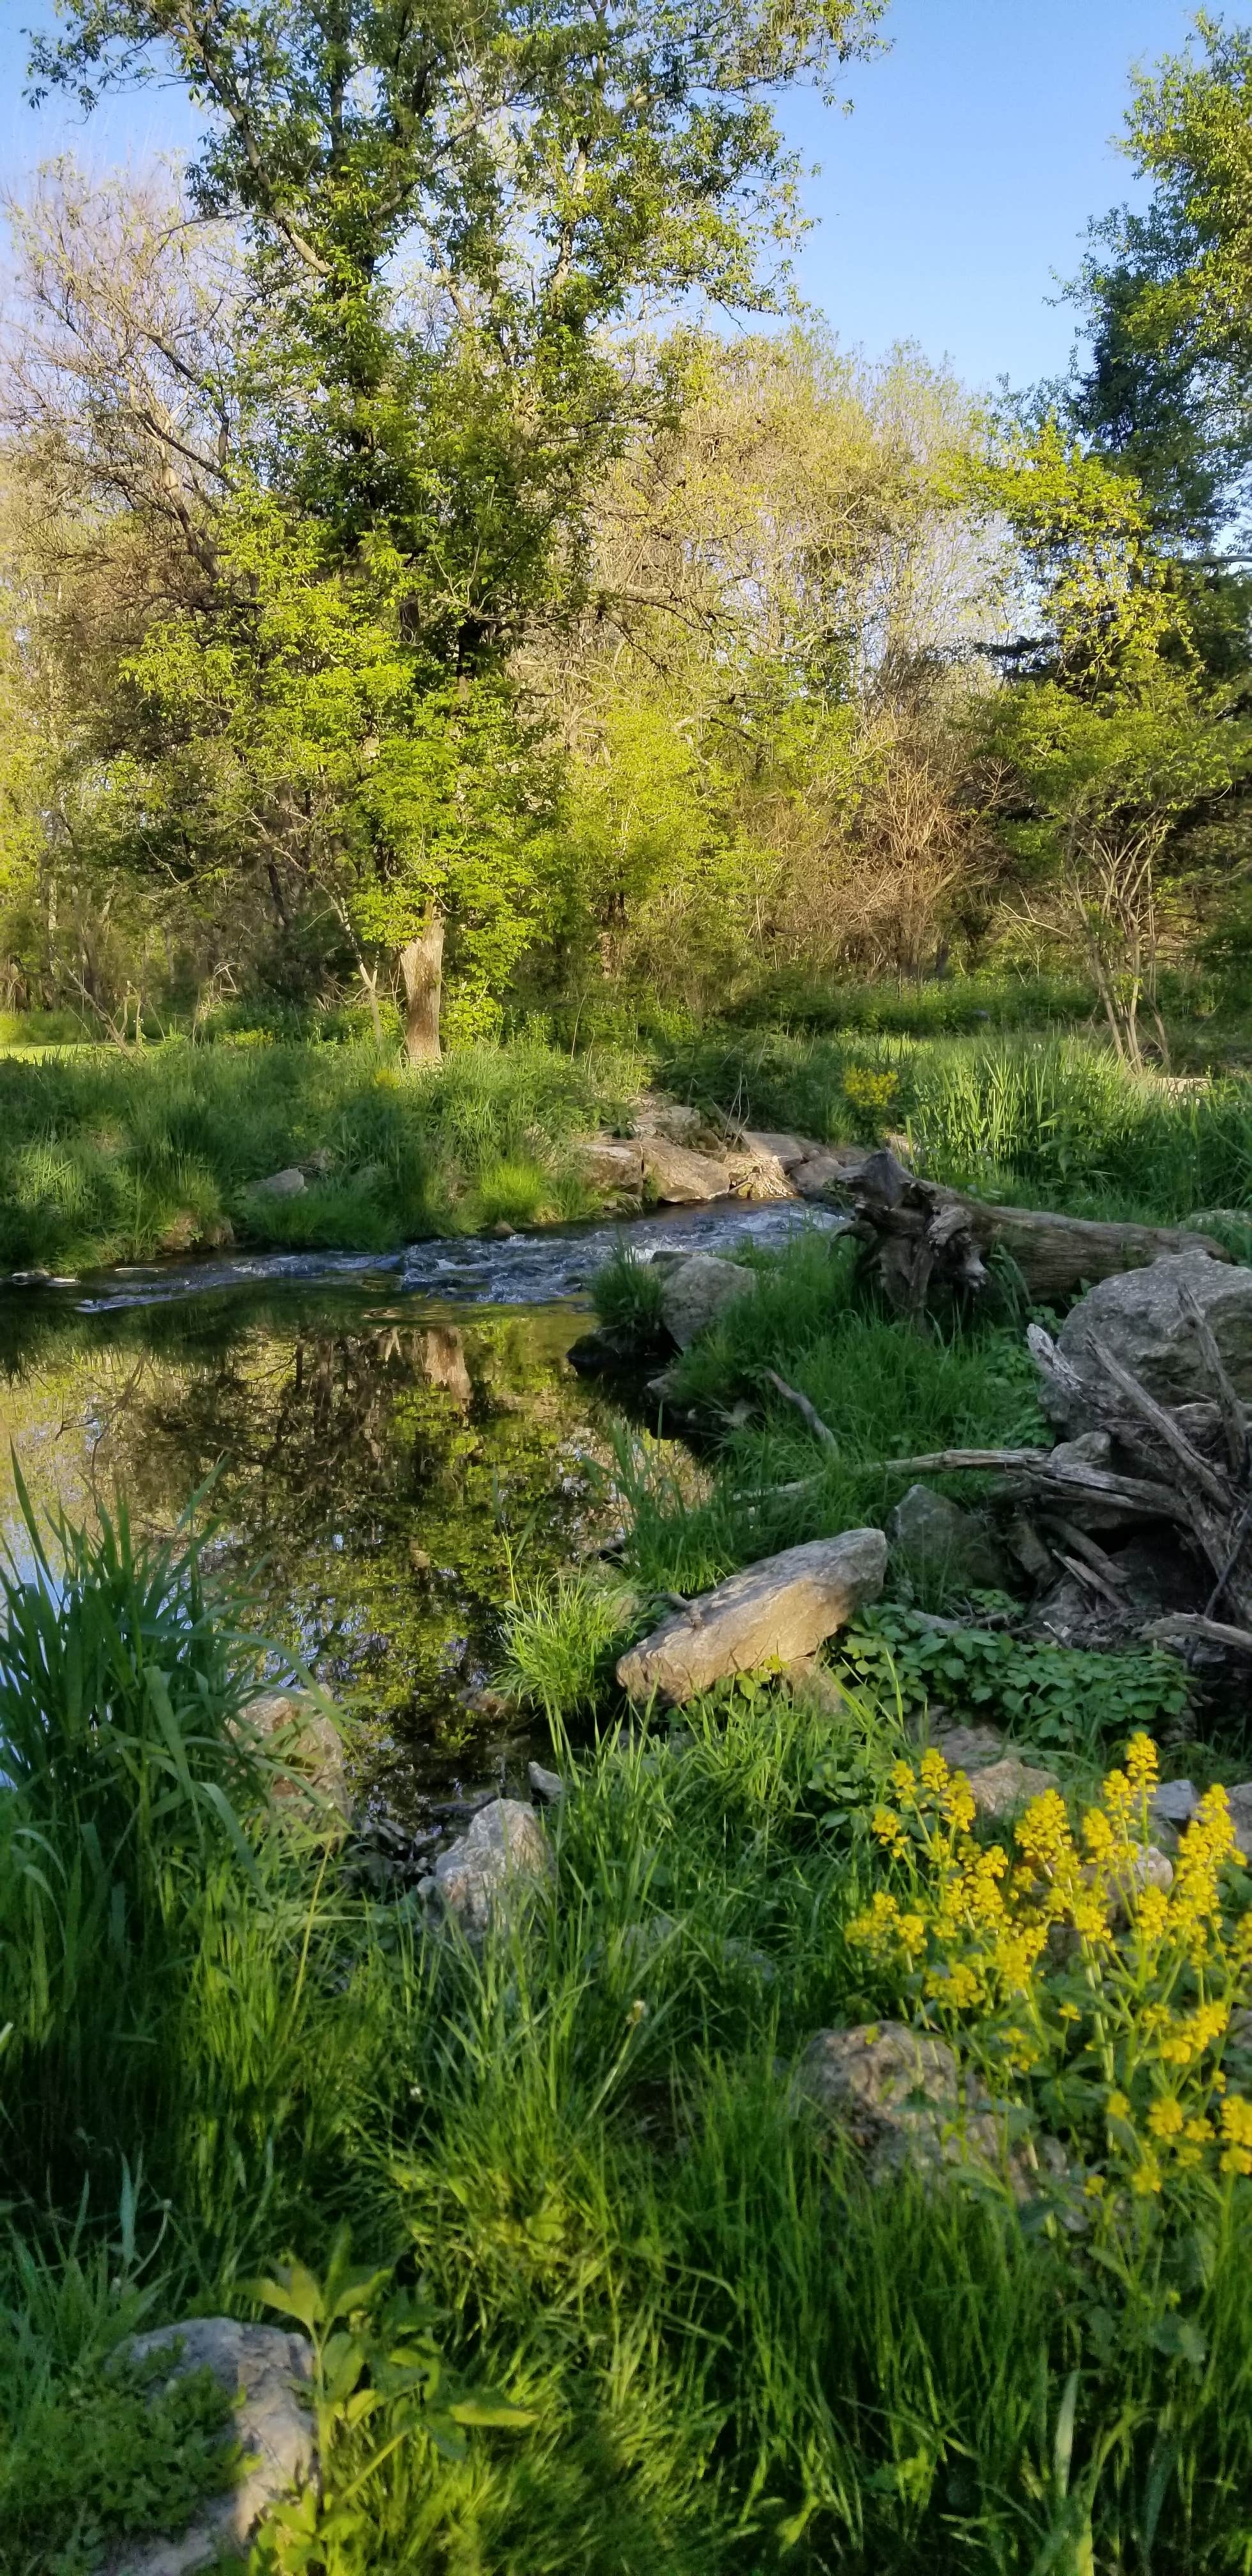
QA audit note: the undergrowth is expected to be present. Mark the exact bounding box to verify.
[0,1038,641,1272]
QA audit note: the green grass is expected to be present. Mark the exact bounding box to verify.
[9,1499,1252,2568]
[0,1037,642,1271]
[662,1027,1252,1225]
[593,1230,1046,1601]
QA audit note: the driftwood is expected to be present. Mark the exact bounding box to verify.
[832,1149,1230,1318]
[761,1368,839,1452]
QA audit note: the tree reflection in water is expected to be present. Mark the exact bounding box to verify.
[0,1284,615,1814]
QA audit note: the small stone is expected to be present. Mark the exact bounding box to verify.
[489,1218,516,1238]
[528,1759,565,1805]
[1050,1431,1113,1472]
[1149,1778,1200,1832]
[630,1101,706,1145]
[427,1797,551,1940]
[658,1252,757,1349]
[105,2319,315,2576]
[616,1528,887,1705]
[966,1755,1058,1820]
[251,1166,306,1199]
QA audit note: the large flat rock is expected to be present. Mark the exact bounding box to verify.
[1053,1250,1252,1422]
[617,1528,887,1703]
[640,1138,732,1202]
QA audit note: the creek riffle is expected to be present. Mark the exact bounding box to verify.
[0,1198,844,1830]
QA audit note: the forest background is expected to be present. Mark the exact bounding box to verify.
[4,6,1252,1091]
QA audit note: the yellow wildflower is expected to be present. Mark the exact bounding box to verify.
[1132,2154,1164,2196]
[1147,2097,1184,2140]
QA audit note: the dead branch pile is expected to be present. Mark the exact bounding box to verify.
[875,1284,1252,1659]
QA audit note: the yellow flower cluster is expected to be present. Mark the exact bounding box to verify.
[842,1067,899,1121]
[848,1732,1252,2205]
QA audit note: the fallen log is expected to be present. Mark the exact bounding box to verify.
[828,1150,1231,1316]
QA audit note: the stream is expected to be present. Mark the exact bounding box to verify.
[0,1199,842,1828]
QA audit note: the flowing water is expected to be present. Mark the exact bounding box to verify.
[0,1200,843,1825]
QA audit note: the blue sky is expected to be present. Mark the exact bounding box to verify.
[0,0,1209,393]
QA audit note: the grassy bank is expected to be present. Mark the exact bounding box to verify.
[664,1027,1252,1226]
[0,1038,642,1273]
[4,1223,1251,2570]
[8,1461,1252,2571]
[5,1015,1252,1275]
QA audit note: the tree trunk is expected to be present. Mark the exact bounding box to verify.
[399,916,444,1064]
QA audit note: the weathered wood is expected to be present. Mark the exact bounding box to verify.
[1087,1333,1235,1512]
[833,1150,1230,1313]
[1181,1286,1249,1482]
[1142,1613,1252,1658]
[762,1368,839,1452]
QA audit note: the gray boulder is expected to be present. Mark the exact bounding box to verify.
[423,1797,551,1938]
[528,1759,565,1805]
[1149,1778,1200,1834]
[572,1137,645,1195]
[791,1147,866,1199]
[796,2022,1048,2196]
[640,1138,732,1203]
[616,1528,887,1703]
[251,1166,307,1199]
[887,1483,1007,1590]
[106,2319,315,2576]
[658,1252,757,1348]
[1051,1251,1252,1425]
[737,1130,814,1169]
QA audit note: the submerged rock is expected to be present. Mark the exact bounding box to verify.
[422,1796,551,1938]
[106,2319,316,2576]
[616,1528,887,1704]
[658,1252,757,1348]
[416,1324,473,1402]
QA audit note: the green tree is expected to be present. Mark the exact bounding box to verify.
[986,654,1252,1065]
[1053,16,1252,672]
[27,0,885,1051]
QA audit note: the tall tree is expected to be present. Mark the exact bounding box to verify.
[27,1,885,1050]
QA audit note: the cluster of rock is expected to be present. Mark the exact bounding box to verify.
[573,1100,860,1209]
